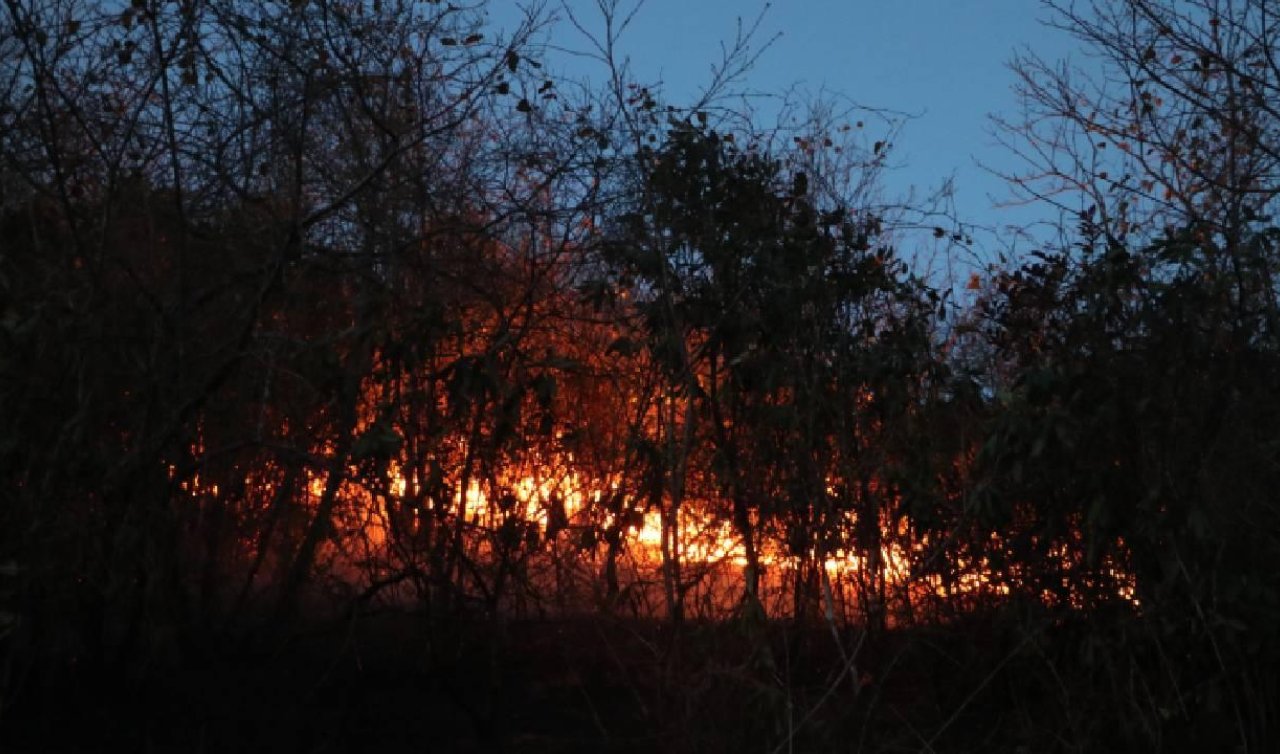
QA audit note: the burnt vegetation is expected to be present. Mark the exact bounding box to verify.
[1,1,1278,751]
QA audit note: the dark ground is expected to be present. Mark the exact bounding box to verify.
[0,607,1243,753]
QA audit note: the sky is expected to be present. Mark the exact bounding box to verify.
[489,1,1086,258]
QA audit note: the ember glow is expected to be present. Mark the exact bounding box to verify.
[200,416,1136,624]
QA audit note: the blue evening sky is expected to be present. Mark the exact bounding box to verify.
[491,1,1087,259]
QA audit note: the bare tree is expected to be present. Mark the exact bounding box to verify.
[1000,0,1280,249]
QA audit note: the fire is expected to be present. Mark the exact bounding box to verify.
[351,463,1048,620]
[165,259,1139,625]
[173,419,1137,623]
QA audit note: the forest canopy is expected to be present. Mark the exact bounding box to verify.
[1,1,1277,751]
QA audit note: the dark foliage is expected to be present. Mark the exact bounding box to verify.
[2,1,1278,751]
